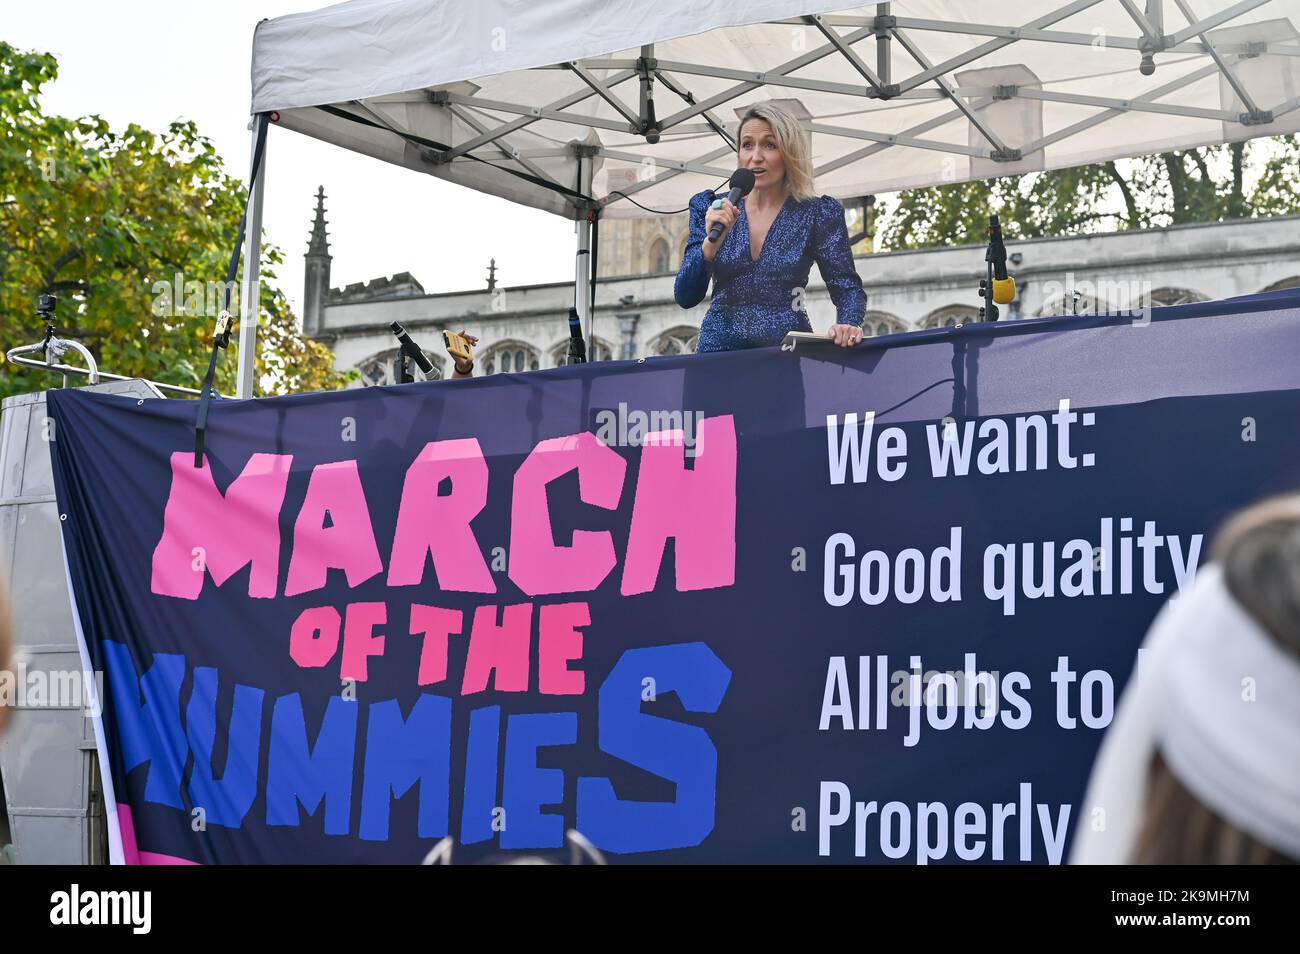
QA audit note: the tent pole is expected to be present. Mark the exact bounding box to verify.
[574,150,594,347]
[236,119,267,400]
[876,3,892,85]
[1144,0,1164,38]
[574,210,589,345]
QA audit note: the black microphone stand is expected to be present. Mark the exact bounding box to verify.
[979,257,998,322]
[566,307,587,364]
[978,217,1000,323]
[390,322,434,383]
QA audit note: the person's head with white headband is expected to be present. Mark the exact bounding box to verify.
[1072,494,1300,864]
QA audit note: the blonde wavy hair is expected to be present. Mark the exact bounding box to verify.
[736,102,816,202]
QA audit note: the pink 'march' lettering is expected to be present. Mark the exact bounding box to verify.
[387,439,495,592]
[621,415,737,595]
[150,452,293,599]
[285,460,383,597]
[509,431,626,596]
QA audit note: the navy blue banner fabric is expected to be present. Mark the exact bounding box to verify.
[47,289,1300,864]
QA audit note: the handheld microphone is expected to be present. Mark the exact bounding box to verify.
[566,307,587,364]
[987,215,1016,305]
[707,168,756,243]
[390,321,435,376]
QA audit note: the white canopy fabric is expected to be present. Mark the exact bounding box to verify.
[250,0,1300,219]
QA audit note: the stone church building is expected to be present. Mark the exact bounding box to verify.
[300,186,1300,385]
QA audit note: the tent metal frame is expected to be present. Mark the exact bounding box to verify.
[236,0,1300,395]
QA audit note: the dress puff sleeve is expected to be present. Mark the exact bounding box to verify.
[674,190,718,309]
[812,194,867,327]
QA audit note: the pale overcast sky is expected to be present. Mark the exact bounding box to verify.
[8,3,1290,325]
[2,0,579,316]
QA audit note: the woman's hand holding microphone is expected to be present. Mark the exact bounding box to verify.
[702,194,862,348]
[702,198,739,262]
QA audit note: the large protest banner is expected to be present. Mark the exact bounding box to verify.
[46,288,1300,864]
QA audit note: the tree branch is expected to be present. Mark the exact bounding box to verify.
[1104,161,1141,228]
[1229,141,1246,219]
[1189,149,1212,184]
[1162,152,1189,222]
[41,247,85,289]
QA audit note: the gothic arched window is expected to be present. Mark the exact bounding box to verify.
[648,238,670,274]
[1037,294,1100,317]
[920,305,978,329]
[652,326,700,355]
[1146,287,1208,307]
[482,341,541,375]
[863,311,907,337]
[552,337,613,366]
[356,347,444,386]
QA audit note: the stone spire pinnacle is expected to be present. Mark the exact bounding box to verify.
[308,185,331,258]
[303,186,333,337]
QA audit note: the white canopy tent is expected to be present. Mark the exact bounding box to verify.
[237,0,1300,395]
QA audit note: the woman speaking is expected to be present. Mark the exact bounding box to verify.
[674,103,867,352]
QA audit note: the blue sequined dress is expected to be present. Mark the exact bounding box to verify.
[674,189,867,352]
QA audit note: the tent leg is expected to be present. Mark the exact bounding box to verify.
[1145,0,1163,36]
[877,3,892,84]
[573,152,594,347]
[574,215,590,345]
[236,120,267,400]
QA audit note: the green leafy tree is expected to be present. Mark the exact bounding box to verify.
[0,42,351,400]
[876,136,1300,250]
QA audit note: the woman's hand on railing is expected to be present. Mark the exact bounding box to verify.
[826,323,864,348]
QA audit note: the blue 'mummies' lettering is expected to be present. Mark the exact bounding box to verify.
[460,705,501,845]
[102,640,187,810]
[501,712,577,849]
[577,643,732,852]
[186,667,265,827]
[100,641,731,851]
[359,694,452,840]
[266,694,358,834]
